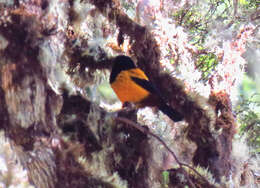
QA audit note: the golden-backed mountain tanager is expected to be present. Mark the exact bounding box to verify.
[109,55,183,122]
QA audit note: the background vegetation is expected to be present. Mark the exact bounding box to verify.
[0,0,259,187]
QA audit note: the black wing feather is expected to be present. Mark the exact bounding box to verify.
[130,77,157,94]
[131,76,183,122]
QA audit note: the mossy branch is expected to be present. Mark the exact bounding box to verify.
[115,116,214,187]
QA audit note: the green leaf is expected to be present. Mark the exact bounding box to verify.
[162,171,170,187]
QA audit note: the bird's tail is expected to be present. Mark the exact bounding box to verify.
[158,103,183,122]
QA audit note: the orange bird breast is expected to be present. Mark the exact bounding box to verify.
[111,68,150,104]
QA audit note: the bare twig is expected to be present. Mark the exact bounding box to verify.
[115,116,211,187]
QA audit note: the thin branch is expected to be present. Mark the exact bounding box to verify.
[115,117,181,164]
[115,116,212,187]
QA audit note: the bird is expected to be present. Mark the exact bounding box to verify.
[109,55,183,122]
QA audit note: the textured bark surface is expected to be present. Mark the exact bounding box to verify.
[0,0,241,188]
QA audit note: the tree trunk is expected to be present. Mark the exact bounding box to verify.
[0,1,246,188]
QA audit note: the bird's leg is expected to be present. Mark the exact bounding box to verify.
[122,102,131,108]
[122,102,137,111]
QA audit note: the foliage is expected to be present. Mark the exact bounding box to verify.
[173,1,259,154]
[172,0,259,84]
[236,75,260,153]
[173,0,259,44]
[196,52,219,82]
[161,171,170,188]
[237,103,260,153]
[0,0,259,187]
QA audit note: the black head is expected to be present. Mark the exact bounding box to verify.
[109,55,136,83]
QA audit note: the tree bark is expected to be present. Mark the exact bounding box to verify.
[0,1,240,188]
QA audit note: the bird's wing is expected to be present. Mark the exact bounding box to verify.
[131,76,183,122]
[130,76,157,94]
